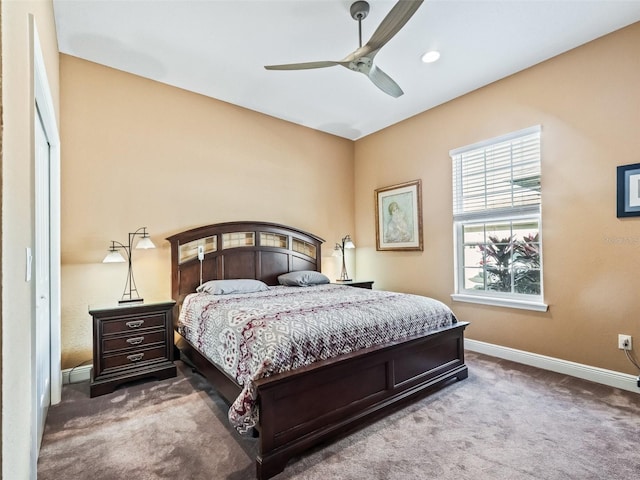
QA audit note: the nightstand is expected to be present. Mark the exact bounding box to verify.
[333,280,374,289]
[89,300,177,397]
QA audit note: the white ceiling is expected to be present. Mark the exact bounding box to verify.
[53,0,640,140]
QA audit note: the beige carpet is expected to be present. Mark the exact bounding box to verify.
[38,352,640,479]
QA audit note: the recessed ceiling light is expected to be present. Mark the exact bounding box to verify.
[421,50,441,63]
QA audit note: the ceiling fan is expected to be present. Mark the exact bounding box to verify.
[264,0,424,98]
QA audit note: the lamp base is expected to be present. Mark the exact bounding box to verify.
[118,298,144,305]
[335,279,352,282]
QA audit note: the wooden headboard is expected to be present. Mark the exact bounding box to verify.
[166,221,324,305]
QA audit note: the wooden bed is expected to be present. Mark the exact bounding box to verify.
[167,221,468,480]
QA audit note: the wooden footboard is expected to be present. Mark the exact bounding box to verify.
[176,321,468,480]
[253,321,468,479]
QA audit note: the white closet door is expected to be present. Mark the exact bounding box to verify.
[35,106,51,450]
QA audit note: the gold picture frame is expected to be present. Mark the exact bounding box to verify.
[375,179,423,251]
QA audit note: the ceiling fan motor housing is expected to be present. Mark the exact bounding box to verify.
[349,57,372,73]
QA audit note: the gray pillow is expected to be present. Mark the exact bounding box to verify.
[278,270,330,287]
[196,279,269,295]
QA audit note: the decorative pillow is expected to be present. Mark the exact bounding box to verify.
[196,279,269,295]
[278,270,330,287]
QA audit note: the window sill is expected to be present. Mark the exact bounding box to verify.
[451,293,548,312]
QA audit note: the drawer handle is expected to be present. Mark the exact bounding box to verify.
[126,336,144,345]
[126,320,144,329]
[127,353,144,362]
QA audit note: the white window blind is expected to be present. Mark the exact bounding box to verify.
[450,125,546,311]
[452,126,541,220]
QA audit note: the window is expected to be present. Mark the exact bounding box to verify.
[450,126,547,311]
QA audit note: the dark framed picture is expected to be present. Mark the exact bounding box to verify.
[617,163,640,218]
[375,179,423,251]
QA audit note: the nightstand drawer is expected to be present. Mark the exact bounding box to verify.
[102,345,167,371]
[102,329,166,353]
[101,313,166,335]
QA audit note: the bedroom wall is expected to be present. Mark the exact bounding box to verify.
[1,0,59,477]
[354,22,640,375]
[59,54,354,368]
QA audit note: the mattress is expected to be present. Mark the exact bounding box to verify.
[178,283,457,433]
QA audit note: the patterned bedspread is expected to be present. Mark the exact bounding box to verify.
[177,284,457,434]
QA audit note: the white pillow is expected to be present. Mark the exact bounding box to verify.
[196,279,269,295]
[278,270,330,287]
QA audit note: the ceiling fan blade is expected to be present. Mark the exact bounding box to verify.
[368,65,404,98]
[264,61,340,70]
[366,0,424,51]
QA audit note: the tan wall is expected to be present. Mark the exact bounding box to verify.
[354,23,640,375]
[59,55,354,368]
[1,0,59,478]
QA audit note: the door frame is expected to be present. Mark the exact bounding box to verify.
[31,15,61,463]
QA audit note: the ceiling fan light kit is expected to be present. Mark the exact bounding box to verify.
[264,0,424,98]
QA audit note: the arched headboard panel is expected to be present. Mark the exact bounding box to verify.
[166,221,324,304]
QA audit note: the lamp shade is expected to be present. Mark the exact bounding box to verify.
[344,236,355,249]
[135,236,156,250]
[103,250,126,263]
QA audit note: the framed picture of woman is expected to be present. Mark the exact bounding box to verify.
[375,179,423,251]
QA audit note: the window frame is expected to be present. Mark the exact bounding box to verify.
[450,126,548,312]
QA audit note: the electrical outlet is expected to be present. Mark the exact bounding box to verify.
[618,334,632,350]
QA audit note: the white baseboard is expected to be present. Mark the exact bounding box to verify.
[62,343,639,393]
[465,339,639,394]
[62,364,92,384]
